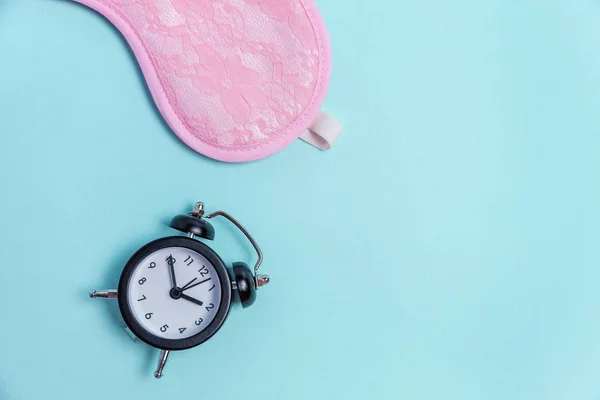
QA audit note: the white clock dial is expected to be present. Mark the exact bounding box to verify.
[127,246,223,340]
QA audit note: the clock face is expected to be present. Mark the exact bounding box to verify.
[127,246,222,340]
[118,237,232,350]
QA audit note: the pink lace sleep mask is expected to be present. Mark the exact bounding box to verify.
[71,0,343,162]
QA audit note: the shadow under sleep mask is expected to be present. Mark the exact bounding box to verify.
[71,0,343,162]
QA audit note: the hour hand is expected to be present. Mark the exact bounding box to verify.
[180,293,203,307]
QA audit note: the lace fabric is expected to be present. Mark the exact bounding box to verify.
[101,0,325,151]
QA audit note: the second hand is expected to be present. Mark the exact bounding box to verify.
[179,277,198,291]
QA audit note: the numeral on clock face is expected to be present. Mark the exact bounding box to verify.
[199,266,209,277]
[179,327,186,334]
[137,295,147,302]
[184,255,194,266]
[160,324,169,333]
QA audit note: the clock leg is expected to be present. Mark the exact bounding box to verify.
[154,350,170,379]
[89,290,118,299]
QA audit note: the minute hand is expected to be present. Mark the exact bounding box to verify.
[167,256,177,288]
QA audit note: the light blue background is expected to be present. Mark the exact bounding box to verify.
[1,0,600,399]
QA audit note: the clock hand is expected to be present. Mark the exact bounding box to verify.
[180,293,203,307]
[166,255,177,288]
[181,277,211,292]
[179,277,198,291]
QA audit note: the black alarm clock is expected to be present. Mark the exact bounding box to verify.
[90,202,270,378]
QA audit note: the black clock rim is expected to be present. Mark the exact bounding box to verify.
[117,236,233,351]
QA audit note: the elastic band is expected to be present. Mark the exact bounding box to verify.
[299,110,343,150]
